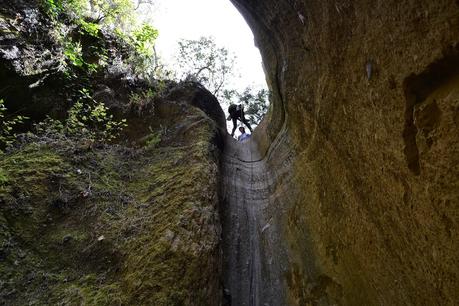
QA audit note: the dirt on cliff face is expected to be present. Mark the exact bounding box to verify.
[232,0,459,305]
[0,86,225,305]
[0,2,226,305]
[2,0,459,305]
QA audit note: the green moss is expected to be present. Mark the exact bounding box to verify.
[0,106,222,305]
[144,131,162,148]
[49,275,124,306]
[0,167,8,186]
[0,144,67,196]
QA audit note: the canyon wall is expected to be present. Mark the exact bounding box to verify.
[0,3,226,304]
[2,0,459,305]
[0,83,226,306]
[231,0,459,305]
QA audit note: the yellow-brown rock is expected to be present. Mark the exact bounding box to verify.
[231,0,459,304]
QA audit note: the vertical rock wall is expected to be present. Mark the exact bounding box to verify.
[0,83,226,305]
[231,0,459,305]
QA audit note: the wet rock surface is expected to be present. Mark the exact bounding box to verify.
[221,135,288,306]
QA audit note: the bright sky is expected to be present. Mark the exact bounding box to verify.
[140,0,267,92]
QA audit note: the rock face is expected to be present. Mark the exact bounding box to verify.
[2,0,459,305]
[230,0,459,305]
[221,135,288,306]
[0,83,226,305]
[0,3,226,304]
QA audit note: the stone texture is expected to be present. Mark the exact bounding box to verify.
[0,3,229,304]
[221,134,290,306]
[0,84,225,305]
[1,0,459,305]
[231,0,459,305]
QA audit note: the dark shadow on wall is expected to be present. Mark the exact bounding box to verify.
[402,44,459,175]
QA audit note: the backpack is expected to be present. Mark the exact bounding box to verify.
[228,104,242,115]
[228,104,237,114]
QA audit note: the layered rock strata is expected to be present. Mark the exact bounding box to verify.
[231,0,459,305]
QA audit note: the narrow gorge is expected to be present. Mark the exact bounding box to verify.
[221,134,291,306]
[221,0,459,304]
[1,0,458,305]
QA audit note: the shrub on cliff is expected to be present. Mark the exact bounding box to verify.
[0,100,29,152]
[34,89,127,142]
[39,0,159,80]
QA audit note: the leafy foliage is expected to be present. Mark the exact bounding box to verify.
[35,89,127,142]
[129,23,160,79]
[87,0,136,29]
[0,100,29,152]
[42,0,135,30]
[175,37,236,98]
[174,37,270,126]
[63,40,101,74]
[133,24,159,56]
[41,0,159,78]
[237,87,270,125]
[41,0,64,18]
[144,128,162,148]
[129,88,157,115]
[64,41,84,68]
[78,20,101,37]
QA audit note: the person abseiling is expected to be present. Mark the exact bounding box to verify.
[227,104,252,137]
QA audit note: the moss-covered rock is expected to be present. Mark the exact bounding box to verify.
[0,89,224,305]
[0,1,229,305]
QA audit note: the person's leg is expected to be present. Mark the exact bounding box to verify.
[231,117,237,136]
[242,118,252,132]
[240,110,252,132]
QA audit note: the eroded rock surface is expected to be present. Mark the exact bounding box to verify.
[0,84,225,305]
[221,134,290,306]
[230,0,459,305]
[1,0,459,305]
[0,3,226,304]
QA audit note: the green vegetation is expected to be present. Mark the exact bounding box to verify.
[175,36,236,98]
[129,24,160,78]
[41,0,159,78]
[78,19,101,37]
[35,89,127,142]
[129,88,157,115]
[0,0,272,304]
[0,168,8,187]
[40,1,269,124]
[0,100,28,152]
[66,100,127,141]
[173,37,270,127]
[1,2,236,304]
[63,41,84,68]
[42,0,135,29]
[41,0,64,18]
[0,103,221,305]
[133,24,159,57]
[63,39,101,74]
[144,128,162,148]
